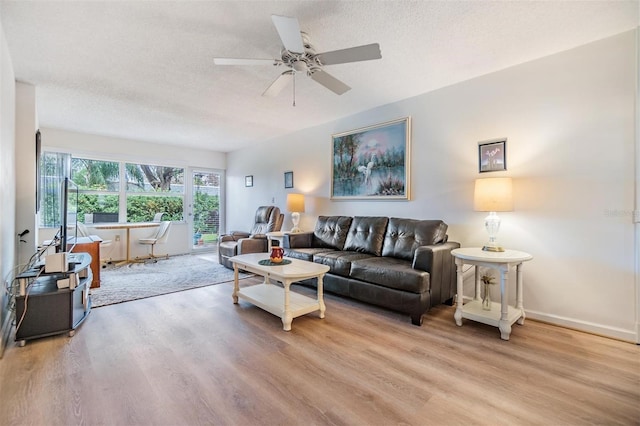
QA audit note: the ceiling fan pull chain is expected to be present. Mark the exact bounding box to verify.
[292,72,296,107]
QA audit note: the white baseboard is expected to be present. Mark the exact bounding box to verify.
[0,313,13,359]
[459,296,637,343]
[523,310,636,343]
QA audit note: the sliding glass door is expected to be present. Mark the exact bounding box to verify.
[189,169,224,253]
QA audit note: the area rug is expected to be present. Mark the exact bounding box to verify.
[91,254,251,307]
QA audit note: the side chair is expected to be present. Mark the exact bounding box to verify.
[133,221,172,264]
[152,212,166,222]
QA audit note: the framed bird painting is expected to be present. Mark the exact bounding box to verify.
[330,117,411,200]
[478,138,507,173]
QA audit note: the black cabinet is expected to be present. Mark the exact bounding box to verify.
[15,253,92,346]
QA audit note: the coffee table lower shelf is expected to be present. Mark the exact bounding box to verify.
[238,284,321,323]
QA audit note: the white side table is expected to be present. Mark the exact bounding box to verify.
[452,247,533,340]
[266,231,289,252]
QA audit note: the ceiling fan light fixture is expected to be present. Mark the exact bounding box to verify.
[292,60,308,72]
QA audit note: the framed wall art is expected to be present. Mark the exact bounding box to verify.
[284,171,293,188]
[478,138,507,173]
[245,175,253,187]
[331,117,411,200]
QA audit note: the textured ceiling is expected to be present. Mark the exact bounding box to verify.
[1,1,637,152]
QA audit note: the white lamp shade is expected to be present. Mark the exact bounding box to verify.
[474,178,513,212]
[286,193,305,213]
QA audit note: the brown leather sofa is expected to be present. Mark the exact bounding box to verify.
[218,206,284,269]
[284,216,459,325]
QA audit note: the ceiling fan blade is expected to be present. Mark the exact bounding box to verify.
[262,71,293,97]
[310,70,351,95]
[271,15,305,53]
[213,58,278,66]
[315,43,382,65]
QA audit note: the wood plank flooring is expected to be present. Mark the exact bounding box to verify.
[1,276,638,426]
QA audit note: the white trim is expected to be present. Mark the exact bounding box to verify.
[526,309,637,343]
[458,295,636,342]
[0,312,13,358]
[188,167,225,254]
[634,26,640,344]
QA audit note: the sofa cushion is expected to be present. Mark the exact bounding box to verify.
[343,216,389,256]
[382,218,449,261]
[284,247,336,262]
[312,216,353,249]
[350,257,430,293]
[313,251,376,277]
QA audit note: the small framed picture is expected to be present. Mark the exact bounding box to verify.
[478,139,507,173]
[245,175,253,187]
[284,171,293,188]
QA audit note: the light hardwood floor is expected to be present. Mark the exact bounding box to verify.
[1,276,638,426]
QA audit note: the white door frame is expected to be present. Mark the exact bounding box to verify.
[186,167,225,253]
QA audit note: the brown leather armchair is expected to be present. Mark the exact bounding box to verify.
[218,205,284,269]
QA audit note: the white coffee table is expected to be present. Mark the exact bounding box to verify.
[230,253,330,331]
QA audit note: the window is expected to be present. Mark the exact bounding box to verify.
[125,162,184,223]
[71,157,120,223]
[39,152,70,228]
[40,153,185,225]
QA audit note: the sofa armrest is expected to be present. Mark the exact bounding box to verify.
[237,237,267,254]
[220,231,251,242]
[284,232,313,249]
[413,241,461,305]
[232,231,251,239]
[219,234,236,243]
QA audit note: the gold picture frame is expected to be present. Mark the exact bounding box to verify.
[331,117,411,200]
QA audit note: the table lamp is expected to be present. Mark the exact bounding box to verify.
[286,193,305,233]
[474,177,513,252]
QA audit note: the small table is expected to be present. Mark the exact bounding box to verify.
[94,222,159,265]
[70,237,102,288]
[266,231,289,252]
[230,253,330,331]
[452,247,533,340]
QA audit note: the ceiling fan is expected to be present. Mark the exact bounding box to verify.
[213,15,382,100]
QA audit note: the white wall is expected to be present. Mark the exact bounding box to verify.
[0,16,16,356]
[636,28,640,345]
[36,128,227,259]
[14,82,37,266]
[41,127,226,170]
[227,30,637,341]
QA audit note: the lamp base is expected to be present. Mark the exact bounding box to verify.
[290,212,301,234]
[482,211,505,252]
